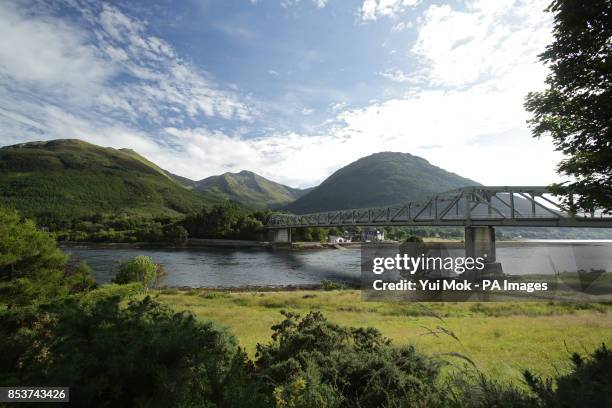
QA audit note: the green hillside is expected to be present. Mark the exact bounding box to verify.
[164,170,198,189]
[286,152,479,214]
[0,139,219,221]
[193,170,310,209]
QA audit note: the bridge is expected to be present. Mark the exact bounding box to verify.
[266,186,612,270]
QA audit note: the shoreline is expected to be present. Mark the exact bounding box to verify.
[59,238,610,251]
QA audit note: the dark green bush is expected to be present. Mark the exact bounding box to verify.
[0,297,264,408]
[254,311,445,407]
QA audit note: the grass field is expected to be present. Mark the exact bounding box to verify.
[152,288,612,384]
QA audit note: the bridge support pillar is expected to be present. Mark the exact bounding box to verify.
[464,226,503,276]
[270,228,292,243]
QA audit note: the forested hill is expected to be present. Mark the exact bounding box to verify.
[0,139,220,221]
[286,152,480,214]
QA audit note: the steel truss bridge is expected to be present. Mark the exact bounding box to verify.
[266,186,612,230]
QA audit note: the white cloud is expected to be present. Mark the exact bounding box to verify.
[330,102,348,112]
[0,0,254,129]
[379,68,416,83]
[93,3,254,123]
[360,0,420,21]
[279,0,329,9]
[392,20,413,31]
[333,87,561,185]
[412,0,552,88]
[0,95,164,162]
[0,1,113,98]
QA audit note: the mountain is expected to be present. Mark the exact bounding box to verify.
[286,152,480,214]
[192,170,311,209]
[0,139,220,220]
[164,170,198,189]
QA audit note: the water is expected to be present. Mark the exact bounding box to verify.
[64,246,363,287]
[64,241,612,288]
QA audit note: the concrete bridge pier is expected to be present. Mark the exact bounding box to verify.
[270,228,292,243]
[464,226,503,277]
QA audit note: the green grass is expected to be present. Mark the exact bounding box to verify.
[152,288,612,384]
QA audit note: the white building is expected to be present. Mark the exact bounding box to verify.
[328,235,350,244]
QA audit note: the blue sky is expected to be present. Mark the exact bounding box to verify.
[0,0,562,187]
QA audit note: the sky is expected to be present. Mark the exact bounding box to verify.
[0,0,563,188]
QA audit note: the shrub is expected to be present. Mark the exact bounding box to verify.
[113,256,159,289]
[78,282,144,304]
[321,279,346,291]
[0,297,264,407]
[255,311,445,407]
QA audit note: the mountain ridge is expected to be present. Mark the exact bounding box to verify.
[0,139,313,216]
[286,151,480,214]
[192,170,311,209]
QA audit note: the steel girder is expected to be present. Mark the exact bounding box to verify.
[266,186,612,229]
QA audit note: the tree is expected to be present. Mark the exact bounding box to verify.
[162,223,189,244]
[182,202,265,240]
[525,0,612,213]
[0,207,69,306]
[310,227,327,242]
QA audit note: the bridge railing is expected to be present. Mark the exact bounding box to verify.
[266,186,612,229]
